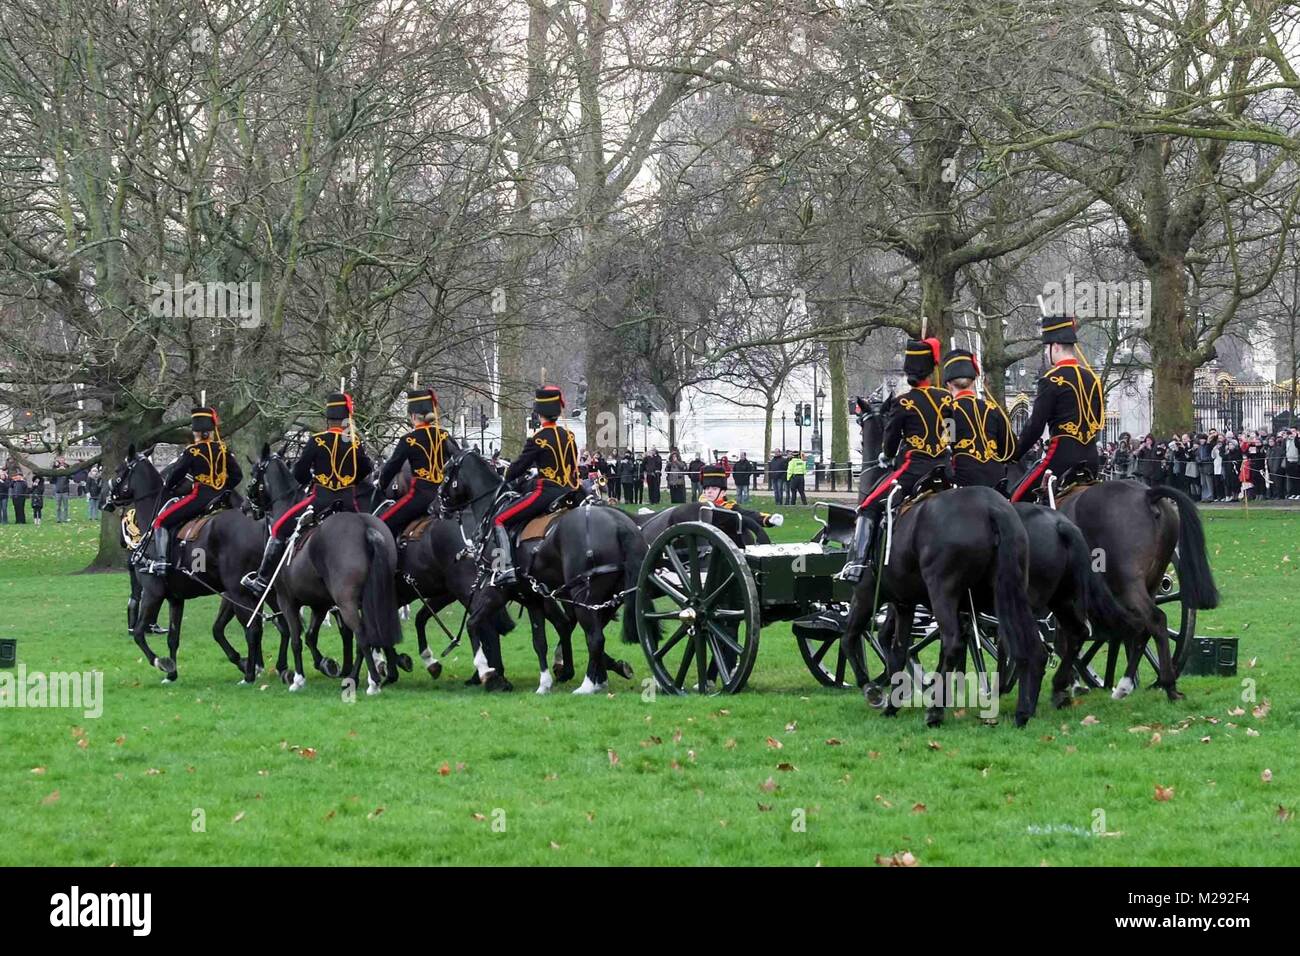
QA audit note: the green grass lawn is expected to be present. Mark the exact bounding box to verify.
[0,500,1295,866]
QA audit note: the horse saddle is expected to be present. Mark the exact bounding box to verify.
[177,514,218,543]
[895,467,954,519]
[519,511,562,542]
[398,515,435,546]
[1030,463,1099,507]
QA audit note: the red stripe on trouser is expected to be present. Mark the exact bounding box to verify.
[495,479,543,526]
[271,491,317,537]
[380,485,416,521]
[1011,437,1060,502]
[152,487,198,529]
[858,452,913,510]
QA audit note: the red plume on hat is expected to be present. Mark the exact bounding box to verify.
[922,337,941,364]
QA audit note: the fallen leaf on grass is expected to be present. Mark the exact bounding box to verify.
[439,762,451,776]
[776,762,796,772]
[785,721,798,733]
[1261,769,1273,783]
[757,803,772,812]
[232,811,246,823]
[1154,785,1175,802]
[367,806,385,820]
[825,738,843,746]
[1246,728,1260,738]
[1228,707,1245,717]
[1080,715,1100,726]
[927,740,942,751]
[40,790,60,806]
[298,748,317,760]
[724,738,737,750]
[874,851,918,867]
[766,736,783,750]
[30,767,46,775]
[1278,806,1294,823]
[874,794,893,809]
[760,777,778,793]
[607,750,620,767]
[114,736,126,746]
[145,768,163,776]
[912,803,927,813]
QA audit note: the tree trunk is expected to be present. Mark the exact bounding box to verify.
[827,339,849,464]
[918,262,956,346]
[1148,257,1196,436]
[763,398,774,466]
[86,424,134,572]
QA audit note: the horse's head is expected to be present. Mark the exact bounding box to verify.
[102,444,161,511]
[852,392,894,496]
[440,448,502,517]
[248,442,297,517]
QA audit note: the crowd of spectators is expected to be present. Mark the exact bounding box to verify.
[1101,428,1300,501]
[1,459,102,525]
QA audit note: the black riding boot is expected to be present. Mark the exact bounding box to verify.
[487,524,517,586]
[142,526,170,576]
[840,513,878,583]
[242,537,287,595]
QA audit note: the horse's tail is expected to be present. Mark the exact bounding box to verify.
[1056,516,1135,634]
[361,525,402,648]
[1146,486,1220,610]
[990,502,1038,672]
[618,517,648,645]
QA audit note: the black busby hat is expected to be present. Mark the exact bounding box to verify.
[190,406,219,432]
[1041,314,1078,345]
[406,387,437,416]
[700,463,728,491]
[534,385,564,419]
[941,348,979,384]
[325,392,354,422]
[903,337,941,380]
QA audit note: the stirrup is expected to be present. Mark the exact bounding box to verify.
[241,572,269,595]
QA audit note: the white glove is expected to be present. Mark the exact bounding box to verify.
[876,453,889,469]
[767,513,784,527]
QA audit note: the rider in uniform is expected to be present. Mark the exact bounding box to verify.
[842,338,951,583]
[376,386,459,539]
[243,392,373,595]
[144,405,241,574]
[942,348,1015,489]
[486,385,581,585]
[698,459,783,527]
[1009,315,1105,502]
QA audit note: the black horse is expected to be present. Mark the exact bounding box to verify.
[840,400,1044,726]
[249,448,403,695]
[1007,459,1218,700]
[103,445,280,682]
[441,450,646,693]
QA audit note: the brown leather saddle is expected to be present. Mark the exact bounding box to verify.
[519,511,562,542]
[399,514,435,545]
[895,466,953,519]
[177,514,218,543]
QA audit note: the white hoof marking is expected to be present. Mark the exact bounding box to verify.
[536,670,554,695]
[572,677,606,696]
[366,676,382,696]
[1111,675,1135,700]
[420,647,436,668]
[289,673,306,692]
[473,648,495,680]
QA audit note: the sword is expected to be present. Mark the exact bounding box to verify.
[249,507,313,618]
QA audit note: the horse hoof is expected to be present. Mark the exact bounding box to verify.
[572,677,606,696]
[281,669,294,685]
[289,673,306,692]
[156,657,177,677]
[319,658,341,679]
[397,654,413,673]
[554,666,575,684]
[1165,687,1185,702]
[366,676,382,696]
[1014,713,1032,728]
[160,674,176,685]
[863,683,887,709]
[1110,676,1135,700]
[611,659,634,681]
[1052,691,1072,709]
[924,709,944,728]
[536,670,554,695]
[426,661,442,680]
[465,673,482,687]
[483,673,513,693]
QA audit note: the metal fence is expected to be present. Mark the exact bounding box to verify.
[1193,380,1296,435]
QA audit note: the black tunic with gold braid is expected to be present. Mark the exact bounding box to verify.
[496,422,580,529]
[1010,359,1104,501]
[948,390,1015,488]
[377,424,460,535]
[859,385,952,516]
[268,428,374,540]
[154,439,242,531]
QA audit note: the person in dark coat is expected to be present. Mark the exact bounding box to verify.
[688,454,705,500]
[30,474,45,526]
[10,470,28,524]
[769,451,787,505]
[644,448,663,504]
[732,452,756,503]
[0,468,9,524]
[617,451,638,502]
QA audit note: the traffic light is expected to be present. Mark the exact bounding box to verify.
[802,402,812,427]
[528,412,540,430]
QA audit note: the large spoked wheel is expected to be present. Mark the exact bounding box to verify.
[636,521,760,695]
[793,606,866,688]
[1073,550,1195,688]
